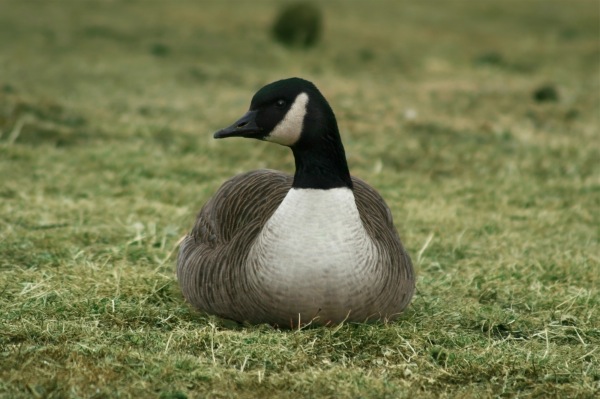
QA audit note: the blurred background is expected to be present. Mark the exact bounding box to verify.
[1,0,597,144]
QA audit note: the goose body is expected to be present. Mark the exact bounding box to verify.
[177,78,415,327]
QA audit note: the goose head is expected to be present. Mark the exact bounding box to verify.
[214,78,352,189]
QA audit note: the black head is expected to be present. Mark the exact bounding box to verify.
[215,78,332,147]
[214,77,352,189]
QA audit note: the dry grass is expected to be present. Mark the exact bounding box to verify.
[0,1,598,398]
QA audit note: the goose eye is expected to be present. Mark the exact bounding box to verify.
[275,99,286,108]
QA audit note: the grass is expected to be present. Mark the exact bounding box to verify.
[0,0,598,397]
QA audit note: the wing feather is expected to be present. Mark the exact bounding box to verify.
[352,176,415,312]
[177,169,292,320]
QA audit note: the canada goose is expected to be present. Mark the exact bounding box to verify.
[178,78,415,328]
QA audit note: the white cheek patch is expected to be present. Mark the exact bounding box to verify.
[266,92,309,146]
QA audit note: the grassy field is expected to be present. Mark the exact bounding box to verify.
[0,1,598,398]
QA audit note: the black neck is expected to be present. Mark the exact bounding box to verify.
[291,135,353,190]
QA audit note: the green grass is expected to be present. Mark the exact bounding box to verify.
[0,1,598,398]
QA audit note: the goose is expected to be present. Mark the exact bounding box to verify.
[177,78,415,328]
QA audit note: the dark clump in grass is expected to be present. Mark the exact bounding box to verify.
[150,42,171,57]
[272,2,322,48]
[474,51,505,67]
[358,48,375,62]
[159,391,188,399]
[2,83,15,93]
[533,84,559,102]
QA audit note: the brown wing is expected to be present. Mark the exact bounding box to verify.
[177,169,293,321]
[352,176,415,314]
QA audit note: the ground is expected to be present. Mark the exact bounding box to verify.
[0,1,598,398]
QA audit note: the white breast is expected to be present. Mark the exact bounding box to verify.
[247,187,379,320]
